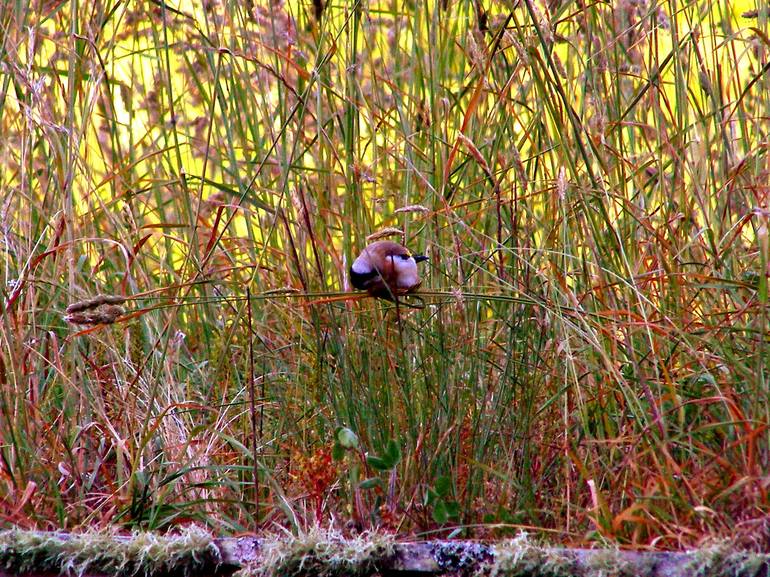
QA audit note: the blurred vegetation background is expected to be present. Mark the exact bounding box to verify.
[1,0,769,548]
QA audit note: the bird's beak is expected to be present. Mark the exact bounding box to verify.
[414,254,429,263]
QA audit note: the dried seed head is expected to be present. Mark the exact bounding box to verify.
[366,228,404,242]
[416,99,431,131]
[510,144,528,193]
[552,51,567,78]
[65,304,125,326]
[66,294,126,314]
[556,166,568,200]
[394,205,430,215]
[466,30,486,71]
[457,133,493,181]
[504,31,530,65]
[527,1,554,44]
[263,286,302,295]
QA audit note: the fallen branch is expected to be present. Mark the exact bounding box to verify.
[1,529,768,577]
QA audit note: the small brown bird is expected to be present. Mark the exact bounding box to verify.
[350,240,428,300]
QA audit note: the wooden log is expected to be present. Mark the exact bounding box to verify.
[217,537,769,577]
[1,531,768,577]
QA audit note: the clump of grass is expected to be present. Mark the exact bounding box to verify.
[0,526,223,577]
[236,526,394,577]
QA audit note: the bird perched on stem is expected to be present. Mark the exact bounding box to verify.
[350,240,428,301]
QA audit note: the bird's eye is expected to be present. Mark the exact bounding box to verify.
[399,254,410,260]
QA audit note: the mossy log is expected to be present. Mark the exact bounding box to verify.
[1,529,768,577]
[220,537,769,577]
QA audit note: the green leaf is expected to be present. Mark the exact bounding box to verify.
[367,455,390,471]
[335,427,359,449]
[359,477,383,490]
[384,439,401,467]
[694,372,716,386]
[434,475,451,497]
[432,499,449,524]
[331,443,345,461]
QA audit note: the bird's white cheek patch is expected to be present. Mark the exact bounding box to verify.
[398,272,419,288]
[351,258,371,275]
[394,259,420,288]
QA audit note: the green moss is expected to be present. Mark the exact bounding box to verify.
[3,527,769,577]
[0,526,222,576]
[490,533,577,577]
[583,549,646,577]
[687,542,770,577]
[490,534,661,577]
[234,526,394,577]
